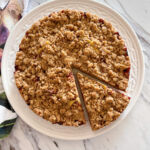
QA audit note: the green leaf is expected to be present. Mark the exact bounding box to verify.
[0,119,17,139]
[0,92,14,111]
[0,133,9,139]
[0,124,14,139]
[0,118,16,128]
[0,92,7,100]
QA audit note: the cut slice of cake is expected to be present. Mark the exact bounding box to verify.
[77,73,130,130]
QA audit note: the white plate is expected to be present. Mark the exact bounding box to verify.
[2,0,144,140]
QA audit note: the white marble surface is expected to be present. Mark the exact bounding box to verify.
[0,0,150,149]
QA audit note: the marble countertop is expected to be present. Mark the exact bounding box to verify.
[1,0,150,149]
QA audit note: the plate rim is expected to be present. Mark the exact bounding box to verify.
[2,0,145,140]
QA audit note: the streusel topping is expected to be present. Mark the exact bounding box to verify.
[15,10,130,128]
[77,73,130,130]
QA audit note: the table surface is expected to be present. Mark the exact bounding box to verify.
[1,0,150,150]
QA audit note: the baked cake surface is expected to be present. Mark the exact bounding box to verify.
[15,67,86,126]
[77,73,130,130]
[15,9,130,128]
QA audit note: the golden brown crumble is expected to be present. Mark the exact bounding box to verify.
[77,73,130,130]
[15,67,86,126]
[15,9,130,128]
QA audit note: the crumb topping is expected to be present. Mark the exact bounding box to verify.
[15,10,130,128]
[77,73,130,130]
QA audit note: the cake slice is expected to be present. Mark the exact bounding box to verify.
[77,73,130,130]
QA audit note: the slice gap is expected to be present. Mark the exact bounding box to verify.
[73,68,128,95]
[76,72,130,131]
[72,68,90,125]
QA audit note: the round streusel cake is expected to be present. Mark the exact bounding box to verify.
[14,10,130,129]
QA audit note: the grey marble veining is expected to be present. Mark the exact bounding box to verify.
[1,0,150,150]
